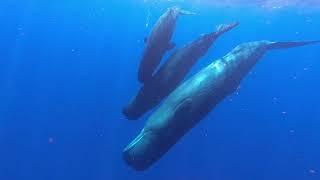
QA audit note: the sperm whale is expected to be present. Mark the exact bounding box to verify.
[138,6,195,84]
[123,40,320,171]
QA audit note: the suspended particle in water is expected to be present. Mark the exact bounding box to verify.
[309,169,317,174]
[241,107,248,111]
[265,20,272,25]
[289,129,295,134]
[48,137,54,144]
[272,97,279,104]
[306,18,313,23]
[203,130,208,137]
[98,131,104,137]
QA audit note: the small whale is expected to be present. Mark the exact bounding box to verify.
[123,40,320,171]
[123,22,239,120]
[138,6,195,84]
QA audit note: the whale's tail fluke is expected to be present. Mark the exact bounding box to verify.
[170,6,196,15]
[178,9,196,15]
[268,40,320,50]
[215,22,239,36]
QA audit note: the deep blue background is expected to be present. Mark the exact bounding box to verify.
[1,1,320,180]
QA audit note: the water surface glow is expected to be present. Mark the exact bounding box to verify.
[144,0,320,9]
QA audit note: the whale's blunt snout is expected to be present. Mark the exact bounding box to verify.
[123,130,160,171]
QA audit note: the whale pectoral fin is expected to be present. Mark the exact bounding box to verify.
[167,42,175,50]
[170,98,193,132]
[174,98,193,120]
[268,40,320,50]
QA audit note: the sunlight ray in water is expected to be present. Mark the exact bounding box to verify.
[143,0,320,9]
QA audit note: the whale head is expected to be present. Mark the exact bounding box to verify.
[123,98,193,171]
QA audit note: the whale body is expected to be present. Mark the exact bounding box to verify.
[138,6,195,83]
[123,40,320,171]
[123,22,239,120]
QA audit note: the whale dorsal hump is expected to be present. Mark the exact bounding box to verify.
[268,40,320,50]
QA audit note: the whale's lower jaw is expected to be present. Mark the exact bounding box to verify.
[123,129,178,171]
[123,130,160,171]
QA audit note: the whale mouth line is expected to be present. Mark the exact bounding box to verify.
[124,130,148,152]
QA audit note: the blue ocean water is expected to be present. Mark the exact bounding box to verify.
[1,1,320,179]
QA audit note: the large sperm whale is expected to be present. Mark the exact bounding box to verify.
[138,6,195,83]
[124,22,239,120]
[123,40,320,171]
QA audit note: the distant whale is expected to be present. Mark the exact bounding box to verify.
[123,22,239,120]
[123,40,320,171]
[138,6,195,84]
